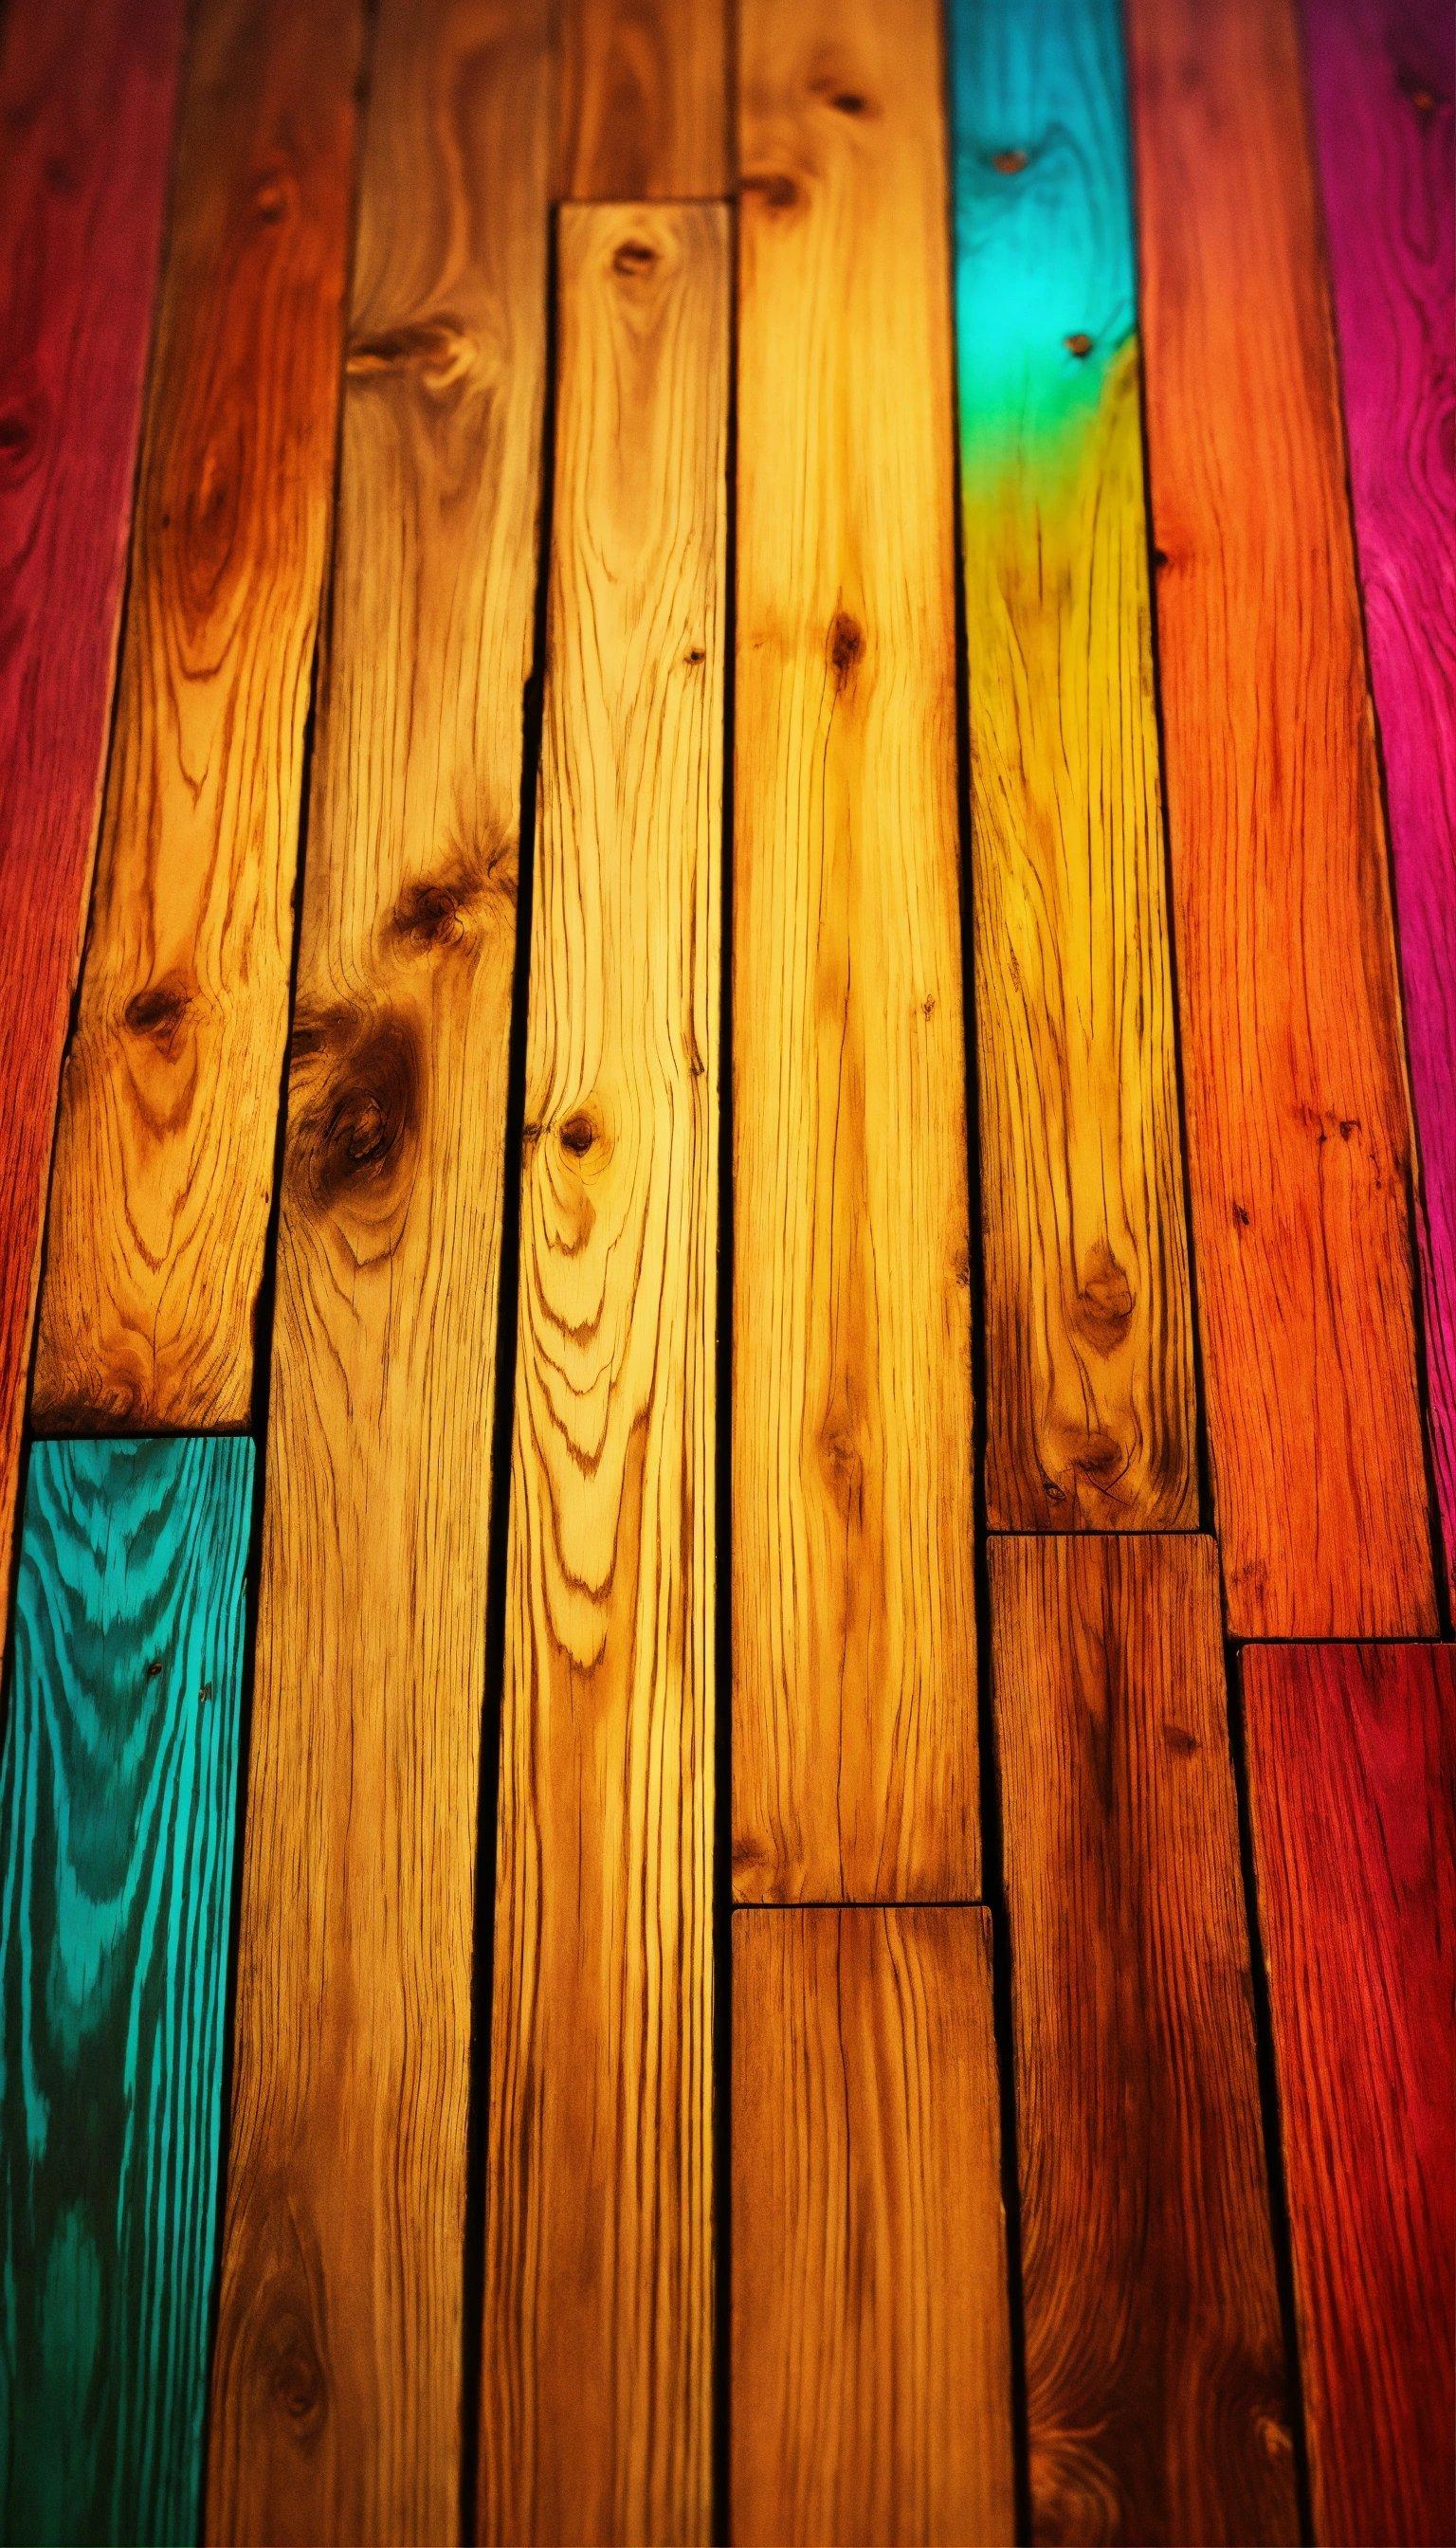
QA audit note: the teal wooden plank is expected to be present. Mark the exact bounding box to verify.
[0,1435,254,2546]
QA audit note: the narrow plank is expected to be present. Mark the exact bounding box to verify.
[951,0,1197,1531]
[32,0,364,1433]
[481,201,726,2548]
[0,1436,253,2547]
[732,1907,1014,2547]
[0,0,184,1631]
[991,1534,1298,2544]
[1127,0,1437,1636]
[558,0,727,198]
[733,0,979,1903]
[204,5,550,2539]
[1303,0,1456,1605]
[1243,1642,1455,2547]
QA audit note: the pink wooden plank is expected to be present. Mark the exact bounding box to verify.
[1303,0,1456,1602]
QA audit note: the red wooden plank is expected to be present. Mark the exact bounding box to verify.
[1243,1642,1456,2546]
[1303,0,1456,1606]
[0,0,184,1605]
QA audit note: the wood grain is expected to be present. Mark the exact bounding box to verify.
[558,0,727,198]
[733,0,979,1904]
[0,0,183,1636]
[951,0,1196,1531]
[1243,1641,1455,2548]
[732,1907,1014,2547]
[990,1534,1298,2545]
[32,0,363,1434]
[1127,0,1437,1637]
[1303,0,1456,1606]
[480,201,726,2548]
[203,5,549,2539]
[0,1436,253,2548]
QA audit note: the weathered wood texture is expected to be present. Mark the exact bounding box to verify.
[0,0,183,1636]
[1243,1642,1455,2548]
[1303,0,1456,1606]
[1127,0,1437,1637]
[32,0,363,1434]
[732,1908,1014,2547]
[991,1533,1298,2544]
[733,0,979,1903]
[481,201,726,2548]
[204,5,549,2539]
[557,0,727,198]
[951,0,1196,1532]
[0,1436,253,2548]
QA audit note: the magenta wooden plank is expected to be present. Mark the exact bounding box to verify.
[1303,0,1456,1602]
[0,0,185,1616]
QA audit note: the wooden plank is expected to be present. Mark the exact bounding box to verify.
[203,5,550,2539]
[951,0,1196,1532]
[558,0,727,198]
[1243,1641,1456,2547]
[1127,0,1437,1637]
[480,200,726,2548]
[733,0,979,1904]
[0,1436,253,2547]
[32,0,364,1434]
[0,0,183,1635]
[1303,0,1456,1606]
[990,1534,1299,2544]
[732,1907,1013,2547]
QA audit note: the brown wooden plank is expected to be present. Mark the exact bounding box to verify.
[1243,1641,1455,2547]
[32,0,363,1432]
[732,1906,1014,2547]
[480,199,727,2548]
[732,0,979,1904]
[990,1534,1299,2543]
[1127,0,1437,1637]
[203,4,549,2538]
[557,0,727,198]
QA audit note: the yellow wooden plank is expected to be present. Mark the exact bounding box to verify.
[558,0,728,197]
[481,200,726,2548]
[733,0,979,1904]
[203,5,549,2539]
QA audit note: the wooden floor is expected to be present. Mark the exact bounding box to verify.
[0,1,1451,2542]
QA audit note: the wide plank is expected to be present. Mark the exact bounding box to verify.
[951,0,1196,1531]
[733,0,979,1903]
[32,0,363,1433]
[732,1907,1014,2547]
[558,0,727,198]
[0,0,183,1637]
[990,1533,1298,2543]
[481,201,726,2548]
[1303,0,1456,1606]
[1127,0,1437,1636]
[203,6,550,2539]
[1243,1641,1455,2547]
[0,1436,253,2547]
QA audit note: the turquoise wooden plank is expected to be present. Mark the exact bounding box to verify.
[0,1435,253,2547]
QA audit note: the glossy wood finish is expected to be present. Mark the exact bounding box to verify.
[951,0,1196,1532]
[33,0,363,1434]
[204,6,549,2539]
[733,0,979,1904]
[1303,0,1456,1605]
[0,0,183,1635]
[0,1437,253,2547]
[481,201,726,2548]
[1244,1641,1456,2547]
[1127,0,1437,1637]
[732,1908,1014,2548]
[991,1534,1298,2544]
[558,0,727,198]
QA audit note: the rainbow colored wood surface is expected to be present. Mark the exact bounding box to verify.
[0,0,1451,2539]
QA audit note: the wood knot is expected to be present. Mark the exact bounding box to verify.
[828,610,864,686]
[391,878,466,950]
[144,1659,164,1684]
[0,403,37,472]
[558,1111,599,1161]
[741,170,802,213]
[1163,1721,1199,1756]
[1074,1242,1134,1349]
[296,1011,420,1214]
[683,646,706,666]
[1065,331,1094,358]
[810,75,875,116]
[264,2311,328,2439]
[990,147,1028,174]
[252,169,291,223]
[1397,66,1439,115]
[347,316,478,393]
[820,1425,864,1498]
[611,236,658,279]
[124,978,193,1055]
[1153,546,1171,570]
